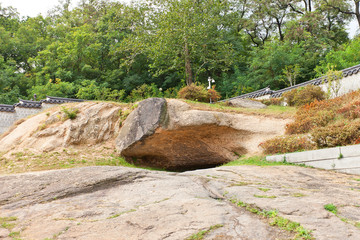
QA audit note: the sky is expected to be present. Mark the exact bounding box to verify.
[0,0,359,37]
[0,0,131,17]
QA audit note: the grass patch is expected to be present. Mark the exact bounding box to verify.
[258,188,271,192]
[0,216,17,230]
[324,204,337,214]
[222,156,300,167]
[186,224,224,240]
[292,193,306,197]
[107,209,136,219]
[323,203,360,229]
[254,194,277,199]
[230,199,313,239]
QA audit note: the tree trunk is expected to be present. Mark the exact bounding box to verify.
[356,1,360,28]
[184,41,193,85]
[275,18,284,41]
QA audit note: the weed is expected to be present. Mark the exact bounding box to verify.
[107,209,136,219]
[292,193,306,197]
[324,204,337,214]
[338,153,344,159]
[0,217,17,230]
[9,231,20,237]
[61,106,79,120]
[231,182,250,186]
[254,194,277,199]
[258,188,271,192]
[186,224,224,240]
[232,199,313,239]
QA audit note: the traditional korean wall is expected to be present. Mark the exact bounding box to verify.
[0,112,17,136]
[0,105,57,136]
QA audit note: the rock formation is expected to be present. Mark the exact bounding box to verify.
[0,102,123,153]
[228,98,267,109]
[116,98,289,170]
[1,165,360,240]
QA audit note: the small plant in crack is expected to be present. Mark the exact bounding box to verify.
[324,204,337,214]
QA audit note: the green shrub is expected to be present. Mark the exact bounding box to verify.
[261,98,282,106]
[177,83,209,102]
[259,135,316,154]
[61,106,79,120]
[324,204,337,214]
[127,83,162,102]
[207,86,221,102]
[282,85,325,107]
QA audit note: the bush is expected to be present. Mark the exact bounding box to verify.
[127,83,162,102]
[61,106,79,120]
[282,85,325,106]
[207,86,221,102]
[311,119,360,148]
[260,98,282,106]
[259,135,316,154]
[177,83,209,102]
[76,80,126,101]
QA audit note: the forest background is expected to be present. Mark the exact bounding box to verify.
[1,0,360,104]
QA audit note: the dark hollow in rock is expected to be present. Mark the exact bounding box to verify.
[121,125,248,171]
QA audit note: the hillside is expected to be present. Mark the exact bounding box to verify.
[1,99,360,240]
[0,99,292,174]
[261,89,360,154]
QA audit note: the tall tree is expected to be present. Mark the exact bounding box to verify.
[120,0,235,85]
[320,0,360,28]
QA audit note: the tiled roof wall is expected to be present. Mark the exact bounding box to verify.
[224,64,360,100]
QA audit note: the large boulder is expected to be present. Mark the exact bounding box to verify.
[116,98,289,170]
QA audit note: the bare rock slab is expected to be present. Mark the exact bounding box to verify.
[1,165,360,240]
[116,98,289,170]
[228,98,267,109]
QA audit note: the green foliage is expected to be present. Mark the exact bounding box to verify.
[127,83,162,102]
[315,36,360,74]
[232,199,313,239]
[324,204,338,214]
[325,66,343,98]
[177,84,209,102]
[0,0,356,106]
[259,135,316,155]
[61,106,79,120]
[222,156,304,167]
[29,78,77,100]
[76,80,126,101]
[282,85,325,107]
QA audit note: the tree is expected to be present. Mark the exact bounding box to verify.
[120,0,235,85]
[320,0,360,28]
[283,64,300,86]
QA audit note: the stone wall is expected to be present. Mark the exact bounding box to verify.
[0,97,84,136]
[266,144,360,175]
[318,73,360,98]
[0,107,49,136]
[0,112,17,136]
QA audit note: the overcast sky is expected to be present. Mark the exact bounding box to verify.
[1,0,359,37]
[0,0,132,17]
